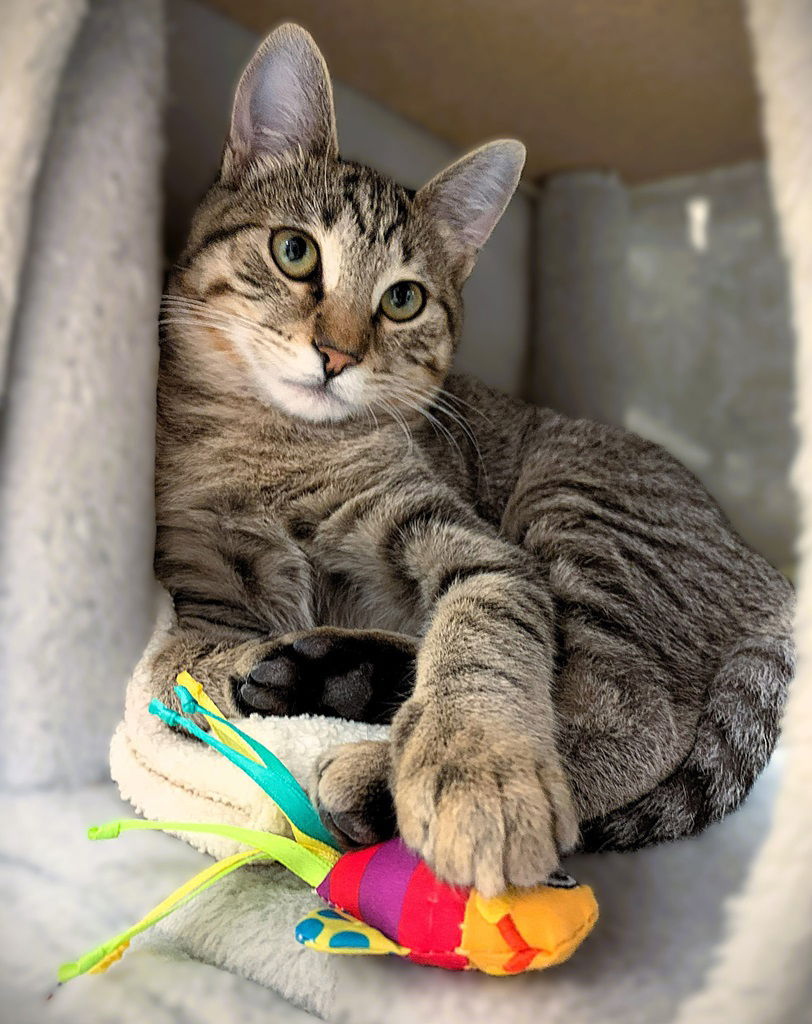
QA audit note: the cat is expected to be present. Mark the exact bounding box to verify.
[149,23,794,897]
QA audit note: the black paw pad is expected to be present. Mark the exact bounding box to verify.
[235,631,415,723]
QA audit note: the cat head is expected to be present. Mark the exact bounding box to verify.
[166,23,524,425]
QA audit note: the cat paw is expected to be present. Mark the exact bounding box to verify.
[390,700,579,896]
[313,740,396,847]
[234,628,415,723]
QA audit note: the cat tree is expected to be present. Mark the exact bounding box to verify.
[0,0,809,1020]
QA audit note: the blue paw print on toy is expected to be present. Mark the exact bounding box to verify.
[295,907,377,951]
[328,930,370,949]
[295,917,324,943]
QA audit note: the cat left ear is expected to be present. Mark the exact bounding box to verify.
[223,23,338,181]
[416,140,526,278]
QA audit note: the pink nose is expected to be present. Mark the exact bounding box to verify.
[316,344,359,377]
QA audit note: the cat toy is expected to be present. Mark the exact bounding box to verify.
[58,674,598,980]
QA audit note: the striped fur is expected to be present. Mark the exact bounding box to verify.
[150,25,794,894]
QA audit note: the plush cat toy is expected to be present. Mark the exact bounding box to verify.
[59,675,598,980]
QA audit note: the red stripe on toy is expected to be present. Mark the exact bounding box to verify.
[503,947,539,974]
[397,860,467,967]
[357,839,421,938]
[319,844,380,920]
[497,914,545,974]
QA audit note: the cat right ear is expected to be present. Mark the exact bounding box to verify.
[416,140,526,280]
[222,23,338,182]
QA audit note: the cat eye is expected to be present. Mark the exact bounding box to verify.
[379,281,426,323]
[270,228,320,280]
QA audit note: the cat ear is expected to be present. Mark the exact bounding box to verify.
[223,23,337,180]
[416,140,526,276]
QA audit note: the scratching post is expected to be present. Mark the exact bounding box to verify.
[0,0,164,789]
[674,0,812,1019]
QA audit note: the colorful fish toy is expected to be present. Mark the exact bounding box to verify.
[58,674,598,981]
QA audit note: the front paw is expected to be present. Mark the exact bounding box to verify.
[390,700,579,897]
[312,740,396,848]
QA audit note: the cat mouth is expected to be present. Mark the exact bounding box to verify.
[280,376,352,411]
[283,376,338,396]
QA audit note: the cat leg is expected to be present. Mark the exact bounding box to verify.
[500,442,712,837]
[310,485,579,895]
[552,651,689,824]
[239,627,416,723]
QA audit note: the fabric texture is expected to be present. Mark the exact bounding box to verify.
[0,0,86,390]
[111,597,388,862]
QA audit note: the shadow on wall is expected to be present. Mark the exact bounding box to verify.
[627,164,797,576]
[534,167,797,574]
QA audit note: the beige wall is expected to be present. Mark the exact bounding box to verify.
[206,0,763,184]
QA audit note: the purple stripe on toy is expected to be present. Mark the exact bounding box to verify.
[357,839,421,937]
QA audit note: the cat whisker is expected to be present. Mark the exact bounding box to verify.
[365,401,381,433]
[161,304,298,355]
[371,396,414,453]
[434,385,495,426]
[161,296,266,334]
[376,382,465,468]
[159,316,297,377]
[400,381,482,448]
[161,295,268,332]
[376,377,484,473]
[397,381,491,495]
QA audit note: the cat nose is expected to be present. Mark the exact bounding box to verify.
[315,342,359,378]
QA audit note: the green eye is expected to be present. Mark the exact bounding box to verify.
[380,281,426,322]
[270,228,320,280]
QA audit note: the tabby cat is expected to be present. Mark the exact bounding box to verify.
[150,24,794,896]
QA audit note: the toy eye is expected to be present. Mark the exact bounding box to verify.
[270,229,320,280]
[380,281,426,322]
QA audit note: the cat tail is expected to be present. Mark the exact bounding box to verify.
[577,604,795,853]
